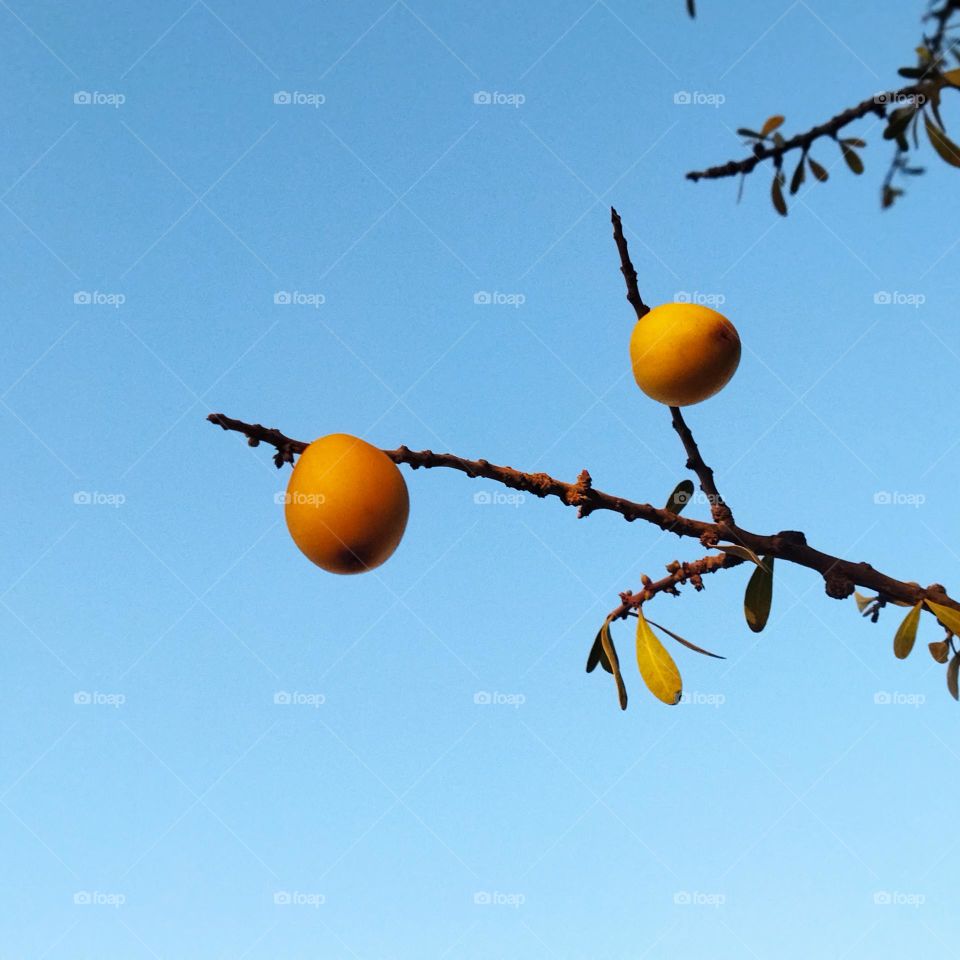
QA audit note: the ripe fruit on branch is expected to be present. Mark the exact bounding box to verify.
[284,433,409,574]
[629,302,741,406]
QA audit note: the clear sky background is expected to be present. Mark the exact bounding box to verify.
[1,0,959,956]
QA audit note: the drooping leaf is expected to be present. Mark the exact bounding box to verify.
[586,627,612,674]
[854,591,877,614]
[598,619,628,709]
[924,599,960,635]
[744,556,774,633]
[771,171,787,216]
[664,479,695,515]
[841,142,864,174]
[761,115,785,137]
[790,155,806,194]
[948,653,960,701]
[882,185,903,209]
[635,608,682,705]
[646,618,725,659]
[893,603,922,659]
[925,115,960,167]
[929,640,950,664]
[718,543,763,566]
[808,156,829,181]
[883,106,915,140]
[686,0,696,18]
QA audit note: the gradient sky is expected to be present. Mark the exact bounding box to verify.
[2,0,959,956]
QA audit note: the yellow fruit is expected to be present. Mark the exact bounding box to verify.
[629,302,741,406]
[284,433,409,575]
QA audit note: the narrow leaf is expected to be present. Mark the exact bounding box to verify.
[808,156,829,181]
[893,603,922,659]
[854,591,877,614]
[586,627,612,673]
[929,640,950,664]
[737,128,763,139]
[664,479,695,515]
[841,137,867,148]
[744,556,774,633]
[790,155,806,194]
[760,115,785,137]
[718,543,763,566]
[599,619,628,710]
[925,115,960,167]
[635,608,682,705]
[771,171,787,216]
[841,143,864,174]
[647,618,726,659]
[948,653,960,701]
[686,0,696,18]
[924,599,960,635]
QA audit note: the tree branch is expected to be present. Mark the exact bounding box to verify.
[206,411,960,616]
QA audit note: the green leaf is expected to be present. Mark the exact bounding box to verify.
[924,599,960,635]
[761,115,785,137]
[948,653,960,701]
[893,603,922,659]
[664,479,695,515]
[929,640,950,664]
[841,142,864,174]
[808,156,829,182]
[635,608,682,705]
[744,556,774,633]
[925,115,960,167]
[646,618,725,659]
[790,155,806,194]
[599,618,628,710]
[586,627,612,673]
[771,171,787,216]
[854,591,877,614]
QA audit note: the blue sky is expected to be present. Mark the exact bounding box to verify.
[1,0,959,956]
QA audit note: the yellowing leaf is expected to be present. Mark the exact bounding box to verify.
[761,115,785,137]
[854,591,876,613]
[924,599,960,636]
[943,68,960,88]
[893,602,922,659]
[635,608,682,705]
[948,653,960,701]
[744,556,774,633]
[925,115,960,167]
[929,640,950,664]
